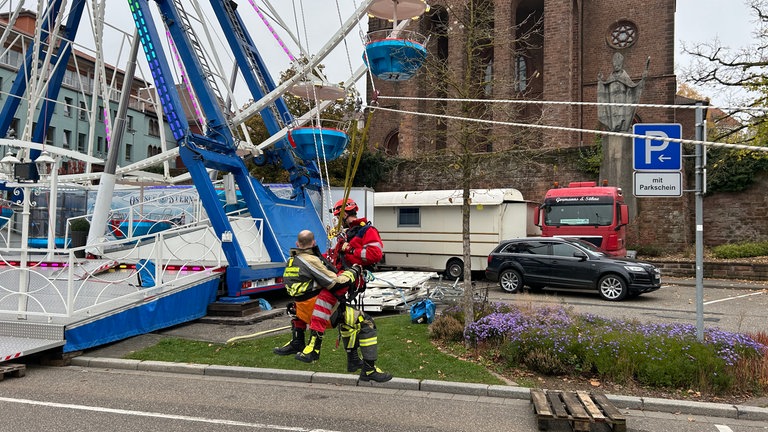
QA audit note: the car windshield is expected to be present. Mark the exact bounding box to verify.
[565,238,608,256]
[543,203,614,226]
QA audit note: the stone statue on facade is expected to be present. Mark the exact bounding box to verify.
[597,52,650,132]
[597,52,650,225]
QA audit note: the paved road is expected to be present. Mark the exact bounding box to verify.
[4,277,765,431]
[1,365,766,432]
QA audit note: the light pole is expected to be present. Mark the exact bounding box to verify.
[34,151,59,250]
[0,150,58,318]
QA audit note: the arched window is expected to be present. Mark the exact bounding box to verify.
[515,56,527,92]
[384,129,399,155]
[484,60,493,96]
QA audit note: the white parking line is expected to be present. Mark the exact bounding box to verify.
[0,396,341,431]
[704,291,765,306]
[715,425,734,432]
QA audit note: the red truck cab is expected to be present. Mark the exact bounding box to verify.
[534,181,629,257]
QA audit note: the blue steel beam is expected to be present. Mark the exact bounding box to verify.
[150,0,327,253]
[208,0,291,134]
[31,0,88,163]
[127,0,254,296]
[0,0,66,139]
[131,0,326,296]
[151,0,234,153]
[207,0,324,191]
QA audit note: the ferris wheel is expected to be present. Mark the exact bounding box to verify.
[0,0,430,297]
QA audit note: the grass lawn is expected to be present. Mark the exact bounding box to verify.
[125,314,504,385]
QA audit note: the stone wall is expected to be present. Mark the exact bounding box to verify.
[702,173,768,246]
[374,150,768,253]
[649,260,768,281]
[375,148,586,202]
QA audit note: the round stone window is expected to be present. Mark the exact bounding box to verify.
[607,20,637,49]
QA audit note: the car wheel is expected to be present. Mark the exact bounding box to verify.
[598,274,628,301]
[444,258,464,280]
[499,269,523,293]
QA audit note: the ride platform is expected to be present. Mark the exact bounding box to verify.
[0,254,220,361]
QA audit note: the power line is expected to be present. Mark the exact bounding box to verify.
[371,104,768,152]
[376,95,768,113]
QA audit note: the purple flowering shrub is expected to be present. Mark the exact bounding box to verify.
[453,303,768,393]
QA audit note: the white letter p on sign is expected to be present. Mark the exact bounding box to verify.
[644,131,669,164]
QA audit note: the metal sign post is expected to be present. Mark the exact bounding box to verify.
[694,103,706,342]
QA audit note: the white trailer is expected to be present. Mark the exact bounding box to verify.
[374,189,539,278]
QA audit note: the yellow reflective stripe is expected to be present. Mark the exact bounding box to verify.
[286,281,310,296]
[359,336,377,347]
[345,307,355,325]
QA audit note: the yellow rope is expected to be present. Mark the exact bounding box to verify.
[225,326,290,344]
[329,110,374,239]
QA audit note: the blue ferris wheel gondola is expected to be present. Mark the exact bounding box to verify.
[364,38,427,81]
[288,127,349,161]
[0,205,13,229]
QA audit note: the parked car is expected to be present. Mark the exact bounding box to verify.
[485,237,661,301]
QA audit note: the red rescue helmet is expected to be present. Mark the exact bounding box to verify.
[332,198,358,216]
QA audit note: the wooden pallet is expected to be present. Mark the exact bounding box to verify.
[0,363,26,381]
[530,389,626,432]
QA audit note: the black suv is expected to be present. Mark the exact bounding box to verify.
[485,237,661,301]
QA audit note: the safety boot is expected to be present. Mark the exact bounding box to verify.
[359,360,392,383]
[346,349,364,372]
[295,330,323,363]
[273,324,305,356]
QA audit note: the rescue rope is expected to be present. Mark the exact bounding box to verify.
[329,108,374,239]
[376,94,768,113]
[370,104,768,152]
[226,326,290,344]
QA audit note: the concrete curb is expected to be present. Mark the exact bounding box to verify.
[70,356,768,421]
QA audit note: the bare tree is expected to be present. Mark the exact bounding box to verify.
[396,0,545,331]
[681,0,768,143]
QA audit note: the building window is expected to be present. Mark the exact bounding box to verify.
[515,56,527,92]
[46,126,55,146]
[148,118,160,137]
[98,105,104,121]
[607,20,638,49]
[97,136,104,154]
[397,207,420,227]
[483,60,493,96]
[1,49,21,67]
[64,97,73,116]
[63,130,71,149]
[125,143,132,161]
[63,69,76,87]
[127,115,134,132]
[77,133,86,153]
[384,130,399,155]
[9,118,19,138]
[79,101,88,121]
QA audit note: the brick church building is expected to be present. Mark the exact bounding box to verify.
[364,0,714,253]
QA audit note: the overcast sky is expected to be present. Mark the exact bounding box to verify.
[675,0,756,104]
[7,1,758,108]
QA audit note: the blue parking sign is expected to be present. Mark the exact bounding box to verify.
[633,124,682,171]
